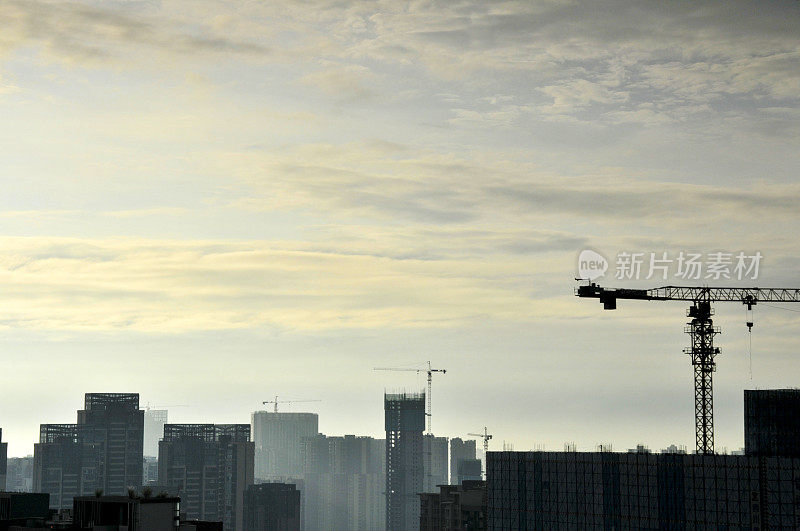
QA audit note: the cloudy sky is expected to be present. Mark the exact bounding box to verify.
[1,0,799,457]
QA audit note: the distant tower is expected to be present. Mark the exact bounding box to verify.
[0,429,7,490]
[450,437,478,484]
[143,408,168,457]
[158,424,254,531]
[422,435,448,492]
[251,411,318,480]
[745,389,800,457]
[384,392,425,531]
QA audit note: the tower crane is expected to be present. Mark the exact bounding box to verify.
[468,427,493,453]
[576,282,800,454]
[374,361,446,434]
[261,396,321,413]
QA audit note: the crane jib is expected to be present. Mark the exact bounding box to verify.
[577,283,800,309]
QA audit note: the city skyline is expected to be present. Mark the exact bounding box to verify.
[1,0,800,462]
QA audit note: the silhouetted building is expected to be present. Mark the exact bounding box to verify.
[419,480,487,530]
[301,434,385,530]
[34,393,145,509]
[0,429,6,490]
[158,424,254,531]
[251,412,318,480]
[488,451,800,529]
[34,424,101,509]
[423,435,448,493]
[72,494,179,530]
[243,482,301,531]
[144,409,168,458]
[745,388,800,457]
[6,456,34,493]
[385,392,425,531]
[179,520,223,530]
[78,393,144,496]
[0,492,50,528]
[450,438,477,485]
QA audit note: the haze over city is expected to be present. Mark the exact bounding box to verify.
[1,0,800,465]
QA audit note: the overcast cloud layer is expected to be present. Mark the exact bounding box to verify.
[1,0,799,456]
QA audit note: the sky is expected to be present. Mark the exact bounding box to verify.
[1,0,799,457]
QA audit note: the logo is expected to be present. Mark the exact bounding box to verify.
[578,249,608,281]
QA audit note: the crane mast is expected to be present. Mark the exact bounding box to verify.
[577,283,800,454]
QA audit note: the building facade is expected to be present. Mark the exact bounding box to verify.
[243,482,301,531]
[488,450,800,529]
[251,411,318,481]
[6,455,34,492]
[73,495,180,530]
[301,434,385,530]
[450,438,478,484]
[158,424,254,531]
[423,435,448,493]
[745,388,800,457]
[419,480,487,530]
[385,392,425,531]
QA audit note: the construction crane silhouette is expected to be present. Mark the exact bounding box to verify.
[261,396,321,413]
[577,282,800,454]
[374,361,446,434]
[468,427,493,453]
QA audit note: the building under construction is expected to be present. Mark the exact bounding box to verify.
[385,392,425,531]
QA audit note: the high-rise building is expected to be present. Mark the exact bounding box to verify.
[488,450,800,529]
[0,429,7,490]
[34,424,101,508]
[144,409,168,457]
[78,393,144,495]
[449,438,477,484]
[422,435,448,493]
[158,424,254,531]
[243,482,301,531]
[34,393,144,509]
[385,392,425,531]
[301,434,385,530]
[251,412,318,480]
[745,388,800,457]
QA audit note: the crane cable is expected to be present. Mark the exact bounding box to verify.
[746,306,753,380]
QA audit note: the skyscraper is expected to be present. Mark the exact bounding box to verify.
[422,435,447,493]
[34,424,101,508]
[449,437,477,484]
[78,393,144,495]
[33,393,144,508]
[144,408,168,457]
[384,392,425,531]
[301,434,386,530]
[251,412,318,480]
[158,424,254,531]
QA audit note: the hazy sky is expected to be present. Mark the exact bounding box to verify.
[1,0,799,457]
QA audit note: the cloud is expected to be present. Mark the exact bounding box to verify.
[0,0,268,65]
